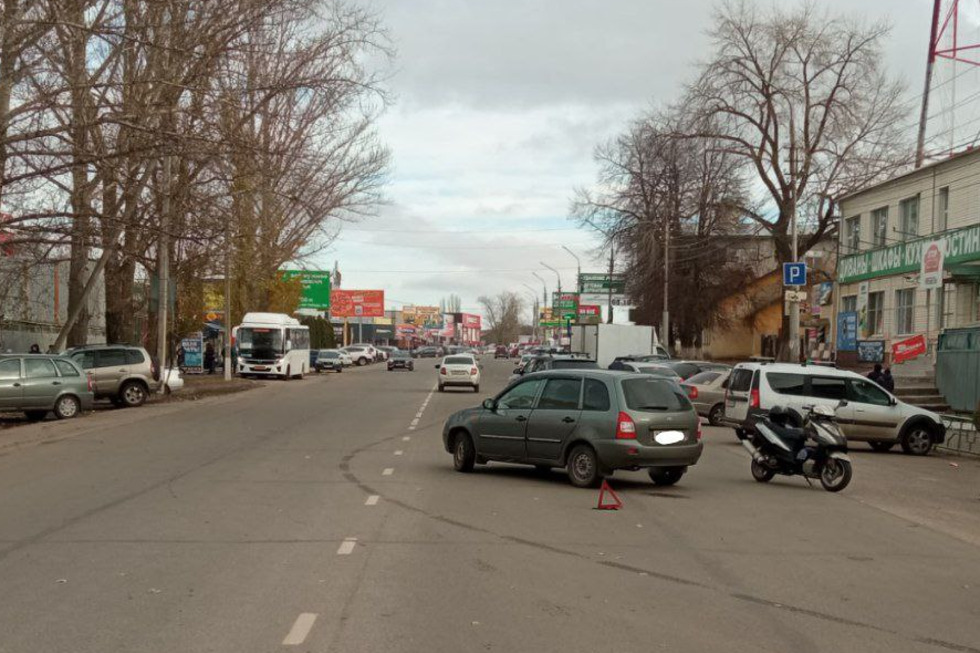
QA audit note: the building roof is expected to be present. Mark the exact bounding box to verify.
[837,146,980,204]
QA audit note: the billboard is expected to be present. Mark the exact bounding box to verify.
[330,289,384,318]
[280,270,332,310]
[402,305,442,327]
[461,313,482,329]
[578,272,625,295]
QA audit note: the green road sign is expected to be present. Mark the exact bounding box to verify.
[578,273,625,295]
[280,270,332,310]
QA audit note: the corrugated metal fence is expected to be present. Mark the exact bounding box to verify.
[936,327,980,413]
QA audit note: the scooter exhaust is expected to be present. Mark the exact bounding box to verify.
[739,438,767,464]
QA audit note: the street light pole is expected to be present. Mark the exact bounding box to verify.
[561,246,581,290]
[540,262,561,297]
[521,284,538,342]
[532,271,548,307]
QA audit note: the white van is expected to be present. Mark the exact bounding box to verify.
[723,362,946,456]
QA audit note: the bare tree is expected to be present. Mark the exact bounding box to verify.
[478,292,523,346]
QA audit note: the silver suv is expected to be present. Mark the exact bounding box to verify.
[723,363,946,455]
[67,345,160,407]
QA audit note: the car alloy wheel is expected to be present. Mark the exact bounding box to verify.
[55,395,80,419]
[901,427,934,456]
[121,382,146,407]
[708,404,724,426]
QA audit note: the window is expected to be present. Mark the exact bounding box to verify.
[95,349,127,368]
[686,371,720,386]
[537,378,581,410]
[582,379,611,411]
[444,356,474,365]
[842,295,857,313]
[937,186,949,232]
[867,291,885,335]
[621,378,687,412]
[54,360,80,377]
[729,368,754,392]
[810,377,847,401]
[497,379,544,410]
[70,351,95,369]
[669,363,700,379]
[0,359,21,380]
[845,216,861,253]
[895,288,915,335]
[766,373,806,395]
[899,196,919,241]
[24,358,57,379]
[871,207,888,247]
[551,360,599,370]
[125,349,145,365]
[848,379,891,406]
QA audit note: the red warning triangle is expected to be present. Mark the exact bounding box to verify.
[596,479,623,510]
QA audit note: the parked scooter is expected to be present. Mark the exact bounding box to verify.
[736,403,852,492]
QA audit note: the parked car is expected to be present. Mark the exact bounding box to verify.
[442,370,702,488]
[724,362,947,455]
[615,361,683,380]
[388,350,415,371]
[66,345,160,407]
[437,355,480,392]
[343,346,374,366]
[510,355,600,383]
[332,349,354,367]
[494,345,509,359]
[681,370,730,425]
[413,346,440,359]
[0,355,94,420]
[315,349,344,373]
[350,343,382,361]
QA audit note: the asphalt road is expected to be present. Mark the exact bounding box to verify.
[0,359,978,653]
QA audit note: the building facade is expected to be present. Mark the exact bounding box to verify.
[836,148,980,369]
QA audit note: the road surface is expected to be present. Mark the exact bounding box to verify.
[0,359,978,652]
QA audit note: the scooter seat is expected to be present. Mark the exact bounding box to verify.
[768,423,807,450]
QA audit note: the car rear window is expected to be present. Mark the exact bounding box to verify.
[125,349,145,365]
[445,356,473,365]
[669,363,700,379]
[551,360,598,369]
[621,378,689,412]
[687,371,720,385]
[729,368,753,392]
[54,360,80,376]
[767,372,806,395]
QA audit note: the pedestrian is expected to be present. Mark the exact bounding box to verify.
[204,342,216,375]
[28,343,40,354]
[47,344,57,354]
[881,367,895,393]
[867,363,884,385]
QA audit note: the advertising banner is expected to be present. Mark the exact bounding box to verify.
[280,270,332,310]
[919,240,946,290]
[461,313,482,329]
[892,334,927,364]
[577,304,601,325]
[837,311,858,351]
[838,223,980,284]
[397,324,417,337]
[441,314,455,337]
[857,282,870,338]
[330,290,384,318]
[180,333,204,373]
[857,340,885,363]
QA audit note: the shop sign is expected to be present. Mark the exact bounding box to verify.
[892,334,927,364]
[838,224,980,283]
[180,332,204,373]
[919,240,946,290]
[857,340,885,363]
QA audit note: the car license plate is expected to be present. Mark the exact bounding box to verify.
[253,366,269,371]
[452,370,467,375]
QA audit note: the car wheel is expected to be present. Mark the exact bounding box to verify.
[119,381,147,407]
[283,366,291,381]
[358,357,367,366]
[649,466,685,486]
[708,404,724,426]
[438,384,445,392]
[24,410,47,421]
[453,432,475,472]
[819,458,852,492]
[750,459,775,483]
[54,394,81,419]
[567,444,601,488]
[900,425,935,456]
[473,384,480,393]
[868,441,895,453]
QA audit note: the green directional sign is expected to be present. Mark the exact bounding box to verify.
[280,270,332,310]
[578,273,626,295]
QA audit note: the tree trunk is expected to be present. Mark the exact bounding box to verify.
[104,256,136,344]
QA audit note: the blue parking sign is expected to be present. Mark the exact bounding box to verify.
[783,262,807,286]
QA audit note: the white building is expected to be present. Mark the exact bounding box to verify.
[836,148,980,368]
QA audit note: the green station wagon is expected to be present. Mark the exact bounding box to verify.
[0,355,94,420]
[442,370,703,488]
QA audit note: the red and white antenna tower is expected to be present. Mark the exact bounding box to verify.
[917,0,980,166]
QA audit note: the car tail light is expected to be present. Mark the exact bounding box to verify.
[86,373,94,392]
[440,367,447,375]
[696,421,703,441]
[686,386,699,400]
[616,411,636,440]
[750,388,760,409]
[470,367,478,375]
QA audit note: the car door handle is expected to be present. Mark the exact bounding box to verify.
[12,382,20,387]
[52,381,61,386]
[119,368,128,373]
[562,417,576,423]
[515,415,527,422]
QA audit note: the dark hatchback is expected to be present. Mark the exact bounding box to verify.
[442,370,702,488]
[387,350,414,371]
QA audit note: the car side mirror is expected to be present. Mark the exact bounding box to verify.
[434,364,440,368]
[482,398,497,411]
[889,396,897,406]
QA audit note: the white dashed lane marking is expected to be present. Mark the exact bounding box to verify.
[394,450,403,456]
[336,538,357,555]
[365,495,380,506]
[282,613,317,645]
[382,468,394,476]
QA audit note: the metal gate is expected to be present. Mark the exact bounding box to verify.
[936,327,980,413]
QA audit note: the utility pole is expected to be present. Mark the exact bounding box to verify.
[607,245,614,324]
[662,218,669,353]
[223,209,232,381]
[156,155,171,392]
[532,272,548,307]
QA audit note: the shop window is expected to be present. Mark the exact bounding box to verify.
[937,187,949,232]
[895,288,915,335]
[871,207,889,248]
[867,291,885,335]
[899,196,919,241]
[842,295,857,313]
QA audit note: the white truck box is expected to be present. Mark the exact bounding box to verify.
[570,324,663,368]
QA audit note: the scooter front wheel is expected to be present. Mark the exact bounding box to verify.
[820,458,852,492]
[751,460,775,483]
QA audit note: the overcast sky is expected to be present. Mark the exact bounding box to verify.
[309,0,974,317]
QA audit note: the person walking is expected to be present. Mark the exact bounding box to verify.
[880,367,895,393]
[867,363,884,385]
[204,342,216,375]
[28,343,40,354]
